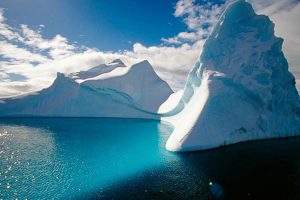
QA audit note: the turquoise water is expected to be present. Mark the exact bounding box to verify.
[0,118,177,199]
[1,118,300,199]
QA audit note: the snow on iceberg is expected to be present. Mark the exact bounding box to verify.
[162,0,300,151]
[0,60,173,118]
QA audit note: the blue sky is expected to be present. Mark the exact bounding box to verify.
[0,0,187,50]
[0,0,227,51]
[0,0,299,97]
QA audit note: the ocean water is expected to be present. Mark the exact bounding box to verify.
[0,118,299,200]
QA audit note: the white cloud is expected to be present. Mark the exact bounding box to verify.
[0,41,49,63]
[161,37,182,44]
[250,0,300,92]
[0,81,36,97]
[178,31,198,40]
[166,0,226,43]
[20,25,76,59]
[0,71,9,81]
[249,0,298,15]
[0,8,22,41]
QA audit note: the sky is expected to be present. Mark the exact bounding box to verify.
[0,0,299,98]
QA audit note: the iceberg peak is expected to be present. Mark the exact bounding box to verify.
[130,60,158,75]
[132,60,152,68]
[53,72,75,85]
[56,72,65,77]
[163,0,300,152]
[110,59,125,65]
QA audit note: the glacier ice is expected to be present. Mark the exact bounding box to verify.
[0,60,173,118]
[162,0,300,151]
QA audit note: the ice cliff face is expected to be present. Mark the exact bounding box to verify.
[164,0,300,151]
[80,60,171,112]
[0,60,173,118]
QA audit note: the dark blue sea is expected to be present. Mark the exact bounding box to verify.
[0,118,299,200]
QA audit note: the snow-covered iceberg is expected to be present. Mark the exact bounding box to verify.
[163,0,300,151]
[0,60,173,118]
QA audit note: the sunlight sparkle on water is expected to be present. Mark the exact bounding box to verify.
[0,118,175,199]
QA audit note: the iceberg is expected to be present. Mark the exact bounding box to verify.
[0,60,173,118]
[162,0,300,151]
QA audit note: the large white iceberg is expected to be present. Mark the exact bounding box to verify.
[162,0,300,151]
[0,59,173,118]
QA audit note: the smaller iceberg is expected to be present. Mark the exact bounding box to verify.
[0,60,173,118]
[162,0,300,151]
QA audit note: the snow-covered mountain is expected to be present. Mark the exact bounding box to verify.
[0,60,173,118]
[163,0,300,151]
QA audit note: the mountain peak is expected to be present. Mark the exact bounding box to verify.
[110,59,125,65]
